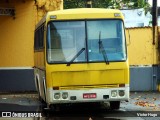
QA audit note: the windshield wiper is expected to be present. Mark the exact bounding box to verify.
[67,48,85,66]
[98,31,109,65]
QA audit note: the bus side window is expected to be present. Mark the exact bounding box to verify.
[34,30,39,50]
[34,25,44,50]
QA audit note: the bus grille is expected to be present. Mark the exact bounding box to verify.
[59,84,119,90]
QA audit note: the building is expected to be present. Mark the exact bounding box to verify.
[0,0,63,92]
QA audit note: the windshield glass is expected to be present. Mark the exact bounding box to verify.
[47,21,86,63]
[47,20,126,64]
[87,20,126,62]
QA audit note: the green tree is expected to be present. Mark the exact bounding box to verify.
[64,0,150,12]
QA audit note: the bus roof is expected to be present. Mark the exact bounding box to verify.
[36,8,124,29]
[48,8,121,15]
[47,8,123,19]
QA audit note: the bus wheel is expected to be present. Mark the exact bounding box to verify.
[36,82,40,100]
[109,101,120,110]
[36,78,43,102]
[49,104,60,112]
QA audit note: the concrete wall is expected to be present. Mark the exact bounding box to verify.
[0,0,63,67]
[126,27,159,65]
[0,0,63,92]
[0,0,35,92]
[0,0,35,67]
[130,66,158,91]
[126,27,159,91]
[0,68,35,92]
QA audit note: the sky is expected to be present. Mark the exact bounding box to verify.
[148,0,160,6]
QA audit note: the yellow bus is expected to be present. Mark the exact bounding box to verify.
[34,8,129,110]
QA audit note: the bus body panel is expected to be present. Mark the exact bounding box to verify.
[46,8,124,21]
[34,50,46,101]
[46,87,129,104]
[46,62,129,88]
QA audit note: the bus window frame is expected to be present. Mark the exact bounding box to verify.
[46,19,127,65]
[34,23,45,51]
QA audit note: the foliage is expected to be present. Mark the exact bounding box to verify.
[64,0,150,12]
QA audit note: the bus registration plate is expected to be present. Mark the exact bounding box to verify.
[83,93,96,99]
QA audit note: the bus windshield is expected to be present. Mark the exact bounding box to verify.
[47,20,126,64]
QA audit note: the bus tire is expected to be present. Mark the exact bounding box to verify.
[49,104,60,112]
[36,78,42,101]
[110,101,120,110]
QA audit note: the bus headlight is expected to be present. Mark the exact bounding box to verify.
[54,93,60,99]
[111,90,117,97]
[119,90,125,97]
[62,92,68,99]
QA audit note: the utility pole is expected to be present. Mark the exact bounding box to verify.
[152,0,158,71]
[152,0,158,45]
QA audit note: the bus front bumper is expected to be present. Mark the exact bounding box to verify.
[46,86,129,104]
